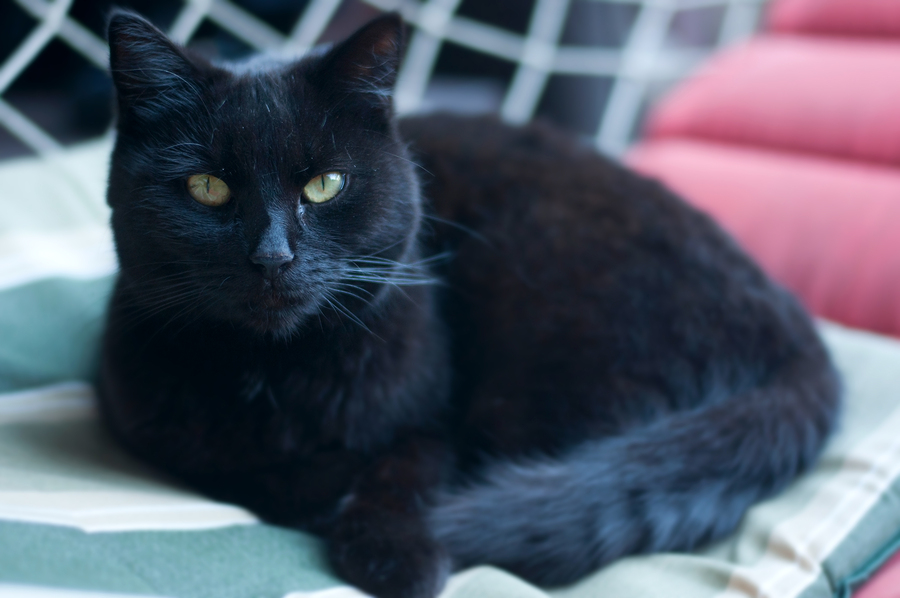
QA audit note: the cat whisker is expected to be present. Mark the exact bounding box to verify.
[161,141,205,152]
[118,294,204,332]
[168,290,219,339]
[345,262,432,274]
[322,292,380,339]
[343,273,438,287]
[330,287,375,307]
[350,251,451,269]
[420,214,493,247]
[379,151,433,176]
[150,275,225,340]
[358,236,415,260]
[330,281,376,298]
[119,291,203,324]
[118,283,203,307]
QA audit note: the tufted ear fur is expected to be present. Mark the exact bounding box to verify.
[313,13,405,113]
[107,10,206,123]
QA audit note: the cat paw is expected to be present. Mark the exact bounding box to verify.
[328,511,451,598]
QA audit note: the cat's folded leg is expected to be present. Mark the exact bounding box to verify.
[327,436,452,598]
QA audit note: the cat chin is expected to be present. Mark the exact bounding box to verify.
[240,305,312,340]
[237,285,324,337]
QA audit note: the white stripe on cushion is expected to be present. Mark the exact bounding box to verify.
[0,491,258,532]
[0,381,94,423]
[0,584,170,598]
[0,228,116,290]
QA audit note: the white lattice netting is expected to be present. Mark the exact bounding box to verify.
[1,0,766,160]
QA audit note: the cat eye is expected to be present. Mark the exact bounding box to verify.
[187,174,231,207]
[303,172,345,204]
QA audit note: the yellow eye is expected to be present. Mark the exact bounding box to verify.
[187,174,231,207]
[303,172,345,204]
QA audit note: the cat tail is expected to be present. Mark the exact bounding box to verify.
[429,350,840,585]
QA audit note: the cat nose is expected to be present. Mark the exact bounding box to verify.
[251,252,294,280]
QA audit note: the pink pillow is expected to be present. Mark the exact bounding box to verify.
[769,0,900,38]
[628,139,900,338]
[855,550,900,598]
[644,36,900,167]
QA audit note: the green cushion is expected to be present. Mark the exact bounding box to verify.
[1,141,899,598]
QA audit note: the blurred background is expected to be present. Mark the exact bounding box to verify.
[0,0,766,161]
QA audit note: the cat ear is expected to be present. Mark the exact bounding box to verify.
[315,13,405,111]
[107,10,204,122]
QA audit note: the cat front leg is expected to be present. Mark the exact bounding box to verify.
[327,435,452,598]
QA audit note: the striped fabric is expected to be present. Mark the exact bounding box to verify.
[1,141,900,597]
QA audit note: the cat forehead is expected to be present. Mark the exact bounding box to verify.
[210,60,329,126]
[219,76,289,117]
[197,74,357,174]
[194,82,302,155]
[215,67,292,107]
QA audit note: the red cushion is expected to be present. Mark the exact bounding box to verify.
[644,36,900,167]
[769,0,900,38]
[627,139,900,338]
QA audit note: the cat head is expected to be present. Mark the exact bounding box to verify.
[106,11,423,339]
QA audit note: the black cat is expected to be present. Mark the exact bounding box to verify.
[100,11,841,598]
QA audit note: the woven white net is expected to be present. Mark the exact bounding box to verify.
[1,0,766,159]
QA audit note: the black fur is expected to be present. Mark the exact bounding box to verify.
[100,11,841,598]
